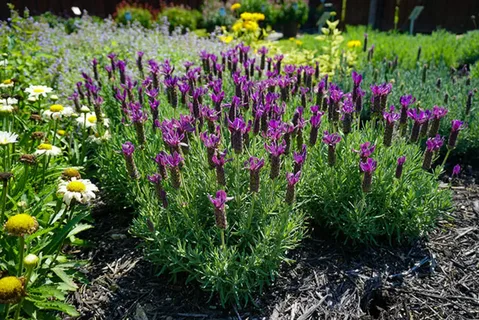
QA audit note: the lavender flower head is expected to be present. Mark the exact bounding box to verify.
[426,135,444,152]
[122,141,135,156]
[360,158,377,174]
[383,106,400,124]
[351,71,363,86]
[452,164,461,177]
[286,171,301,186]
[322,131,342,146]
[431,106,448,119]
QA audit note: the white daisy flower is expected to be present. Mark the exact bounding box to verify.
[0,79,14,88]
[25,85,53,98]
[76,112,109,128]
[34,143,62,157]
[0,98,18,114]
[43,104,74,120]
[0,131,18,145]
[57,177,98,205]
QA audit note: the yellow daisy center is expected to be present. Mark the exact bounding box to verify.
[57,130,66,136]
[4,213,38,236]
[33,88,45,93]
[3,79,12,84]
[38,143,52,150]
[49,104,64,112]
[0,276,24,304]
[87,115,97,123]
[66,181,86,193]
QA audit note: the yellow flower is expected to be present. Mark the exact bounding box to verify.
[252,13,265,21]
[62,167,82,180]
[219,35,234,44]
[231,3,241,11]
[296,40,303,46]
[0,276,25,304]
[347,40,361,48]
[4,213,39,237]
[57,129,66,136]
[243,20,259,32]
[232,21,243,32]
[240,12,253,21]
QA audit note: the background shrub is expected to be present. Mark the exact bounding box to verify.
[160,6,202,32]
[114,1,154,29]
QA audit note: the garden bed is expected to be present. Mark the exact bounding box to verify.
[68,175,479,319]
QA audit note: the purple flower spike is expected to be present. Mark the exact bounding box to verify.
[246,157,265,171]
[451,120,465,132]
[383,106,400,124]
[322,131,342,146]
[246,156,265,193]
[355,142,376,162]
[208,190,233,229]
[360,158,378,174]
[360,158,377,192]
[426,135,444,152]
[208,190,233,212]
[122,142,135,156]
[351,71,363,86]
[285,171,301,204]
[293,144,307,173]
[286,171,301,186]
[431,106,448,119]
[400,95,416,108]
[452,164,461,177]
[165,152,184,168]
[395,155,406,179]
[265,140,287,157]
[448,120,465,149]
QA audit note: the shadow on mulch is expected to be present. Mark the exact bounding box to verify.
[65,183,479,320]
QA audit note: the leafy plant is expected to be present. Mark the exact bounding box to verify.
[160,6,202,33]
[114,1,155,29]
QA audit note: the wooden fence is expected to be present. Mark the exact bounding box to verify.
[3,0,479,33]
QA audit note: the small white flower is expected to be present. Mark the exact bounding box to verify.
[28,96,38,102]
[43,104,74,120]
[88,130,111,144]
[0,60,7,67]
[50,94,59,101]
[0,131,18,145]
[76,112,109,128]
[0,79,14,88]
[57,177,98,205]
[34,143,62,157]
[25,85,53,98]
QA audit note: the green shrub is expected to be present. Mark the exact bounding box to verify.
[114,1,154,29]
[160,7,202,32]
[201,0,235,32]
[238,0,277,26]
[300,124,452,244]
[276,0,309,25]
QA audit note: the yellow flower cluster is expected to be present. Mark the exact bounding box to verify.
[240,12,265,22]
[347,40,361,48]
[232,12,265,33]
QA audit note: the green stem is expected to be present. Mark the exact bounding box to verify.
[441,149,452,168]
[4,304,10,320]
[17,236,25,276]
[47,204,75,272]
[51,119,58,148]
[220,229,225,250]
[0,180,7,226]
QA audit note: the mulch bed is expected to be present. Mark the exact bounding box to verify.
[66,177,479,320]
